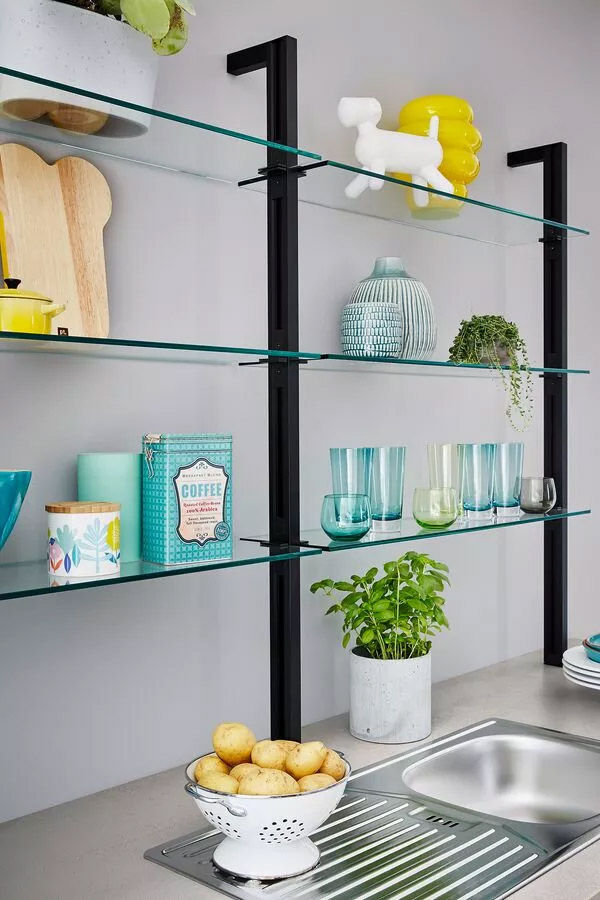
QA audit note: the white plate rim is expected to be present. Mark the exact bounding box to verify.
[563,663,600,683]
[563,646,600,674]
[563,658,600,678]
[563,670,600,691]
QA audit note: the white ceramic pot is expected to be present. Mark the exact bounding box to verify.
[350,646,431,743]
[0,0,158,137]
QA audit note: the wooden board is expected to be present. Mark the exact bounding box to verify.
[0,143,112,337]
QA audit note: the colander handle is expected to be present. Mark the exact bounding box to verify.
[184,781,247,817]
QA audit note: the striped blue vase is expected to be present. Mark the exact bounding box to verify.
[344,257,437,361]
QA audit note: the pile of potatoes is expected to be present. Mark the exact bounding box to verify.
[193,722,347,796]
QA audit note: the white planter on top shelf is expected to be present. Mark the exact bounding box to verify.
[0,0,158,137]
[350,646,431,743]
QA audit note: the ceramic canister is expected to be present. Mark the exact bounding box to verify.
[344,257,437,360]
[46,501,120,578]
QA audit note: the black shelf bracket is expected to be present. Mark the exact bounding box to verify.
[507,143,568,666]
[228,37,302,739]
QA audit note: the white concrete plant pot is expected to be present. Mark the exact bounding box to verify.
[350,646,431,743]
[0,0,159,137]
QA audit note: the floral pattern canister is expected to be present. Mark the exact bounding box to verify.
[46,501,120,578]
[343,257,437,361]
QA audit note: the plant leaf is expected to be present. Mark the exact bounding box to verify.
[334,581,355,592]
[121,0,170,39]
[342,632,351,649]
[153,0,188,54]
[175,0,195,13]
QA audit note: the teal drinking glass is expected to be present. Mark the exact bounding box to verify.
[368,446,405,531]
[461,443,496,519]
[493,442,524,517]
[321,493,371,541]
[330,448,373,495]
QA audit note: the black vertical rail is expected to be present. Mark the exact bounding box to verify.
[507,143,568,665]
[228,38,302,737]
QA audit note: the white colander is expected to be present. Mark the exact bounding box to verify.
[184,752,351,880]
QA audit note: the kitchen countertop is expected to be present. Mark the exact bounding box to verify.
[2,650,600,900]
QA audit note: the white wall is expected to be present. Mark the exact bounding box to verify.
[0,0,598,822]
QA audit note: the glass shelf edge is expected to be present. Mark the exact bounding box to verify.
[325,161,590,237]
[0,542,322,601]
[311,354,590,376]
[0,65,321,161]
[244,508,591,552]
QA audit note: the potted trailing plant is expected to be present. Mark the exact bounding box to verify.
[0,0,195,137]
[448,314,533,430]
[311,551,450,743]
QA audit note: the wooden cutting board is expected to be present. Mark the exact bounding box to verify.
[0,143,112,337]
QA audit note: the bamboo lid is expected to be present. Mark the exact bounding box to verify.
[45,501,120,514]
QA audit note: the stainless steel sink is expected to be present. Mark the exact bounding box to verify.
[402,731,600,825]
[146,719,600,900]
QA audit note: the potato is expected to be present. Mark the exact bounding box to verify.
[229,763,262,782]
[274,739,299,754]
[195,771,239,794]
[285,741,327,779]
[212,722,256,766]
[239,769,299,796]
[194,755,231,781]
[319,749,346,782]
[251,740,288,771]
[298,773,336,792]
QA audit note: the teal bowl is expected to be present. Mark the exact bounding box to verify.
[583,638,600,663]
[0,470,32,550]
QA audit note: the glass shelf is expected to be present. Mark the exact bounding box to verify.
[245,508,590,553]
[0,541,321,601]
[0,66,319,182]
[0,331,321,365]
[284,161,589,247]
[0,332,589,376]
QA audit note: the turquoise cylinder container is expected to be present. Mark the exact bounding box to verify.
[343,257,437,360]
[77,453,142,562]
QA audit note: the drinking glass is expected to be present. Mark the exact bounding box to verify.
[461,443,496,519]
[493,442,524,517]
[520,477,557,514]
[321,493,371,541]
[413,488,458,529]
[427,443,464,514]
[330,448,373,496]
[368,446,405,531]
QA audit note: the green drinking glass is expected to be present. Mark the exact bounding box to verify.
[321,493,371,541]
[413,487,458,529]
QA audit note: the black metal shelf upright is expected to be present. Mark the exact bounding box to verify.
[229,37,571,737]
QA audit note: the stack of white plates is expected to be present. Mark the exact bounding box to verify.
[562,646,600,690]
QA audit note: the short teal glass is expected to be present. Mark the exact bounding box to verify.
[461,443,496,519]
[330,448,373,495]
[321,493,371,541]
[493,442,524,517]
[368,446,405,531]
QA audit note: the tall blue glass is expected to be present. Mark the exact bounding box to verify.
[368,446,405,531]
[330,448,373,496]
[493,442,524,517]
[461,443,496,519]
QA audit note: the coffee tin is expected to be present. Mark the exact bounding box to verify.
[142,433,232,565]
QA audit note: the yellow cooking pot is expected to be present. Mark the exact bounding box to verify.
[0,278,66,334]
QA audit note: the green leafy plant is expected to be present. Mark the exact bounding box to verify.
[310,552,450,661]
[448,314,533,430]
[54,0,195,55]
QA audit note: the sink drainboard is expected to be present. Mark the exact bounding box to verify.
[145,792,543,900]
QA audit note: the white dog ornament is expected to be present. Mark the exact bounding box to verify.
[337,97,454,208]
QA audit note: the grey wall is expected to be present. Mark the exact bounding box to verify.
[0,0,598,822]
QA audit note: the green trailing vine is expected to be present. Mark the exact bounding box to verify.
[448,314,533,430]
